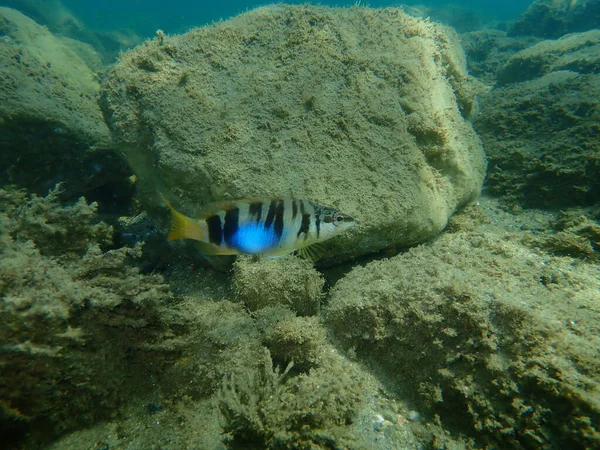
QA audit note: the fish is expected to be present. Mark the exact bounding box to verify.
[161,195,356,258]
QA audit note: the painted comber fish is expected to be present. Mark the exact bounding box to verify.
[162,196,356,258]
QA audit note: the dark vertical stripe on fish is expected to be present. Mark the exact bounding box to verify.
[206,215,223,245]
[315,213,321,239]
[223,208,239,245]
[291,200,298,220]
[249,201,263,223]
[297,200,307,238]
[264,200,277,229]
[298,214,310,239]
[274,200,285,241]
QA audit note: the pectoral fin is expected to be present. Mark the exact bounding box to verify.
[297,244,324,262]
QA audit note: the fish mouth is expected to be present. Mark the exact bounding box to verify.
[343,215,357,226]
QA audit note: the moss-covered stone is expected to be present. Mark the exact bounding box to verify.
[264,315,329,372]
[1,0,142,63]
[475,68,600,208]
[524,207,600,261]
[460,30,541,85]
[233,255,324,316]
[0,7,106,141]
[497,30,600,85]
[469,29,600,210]
[155,297,266,400]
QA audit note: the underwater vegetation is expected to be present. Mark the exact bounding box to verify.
[0,186,172,446]
[219,348,368,449]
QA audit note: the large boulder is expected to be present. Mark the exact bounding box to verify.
[475,31,600,207]
[1,0,143,63]
[101,4,486,261]
[0,7,131,208]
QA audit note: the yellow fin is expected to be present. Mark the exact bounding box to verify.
[160,193,205,242]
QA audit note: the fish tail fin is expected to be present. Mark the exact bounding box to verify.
[160,193,205,242]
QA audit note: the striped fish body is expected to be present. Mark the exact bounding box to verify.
[163,197,355,257]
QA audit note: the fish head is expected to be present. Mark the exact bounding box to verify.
[317,206,356,241]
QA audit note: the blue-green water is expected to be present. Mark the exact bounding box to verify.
[61,0,530,36]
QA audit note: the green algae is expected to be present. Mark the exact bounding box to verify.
[219,349,369,450]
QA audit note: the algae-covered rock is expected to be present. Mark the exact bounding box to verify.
[0,7,131,207]
[525,207,600,261]
[2,0,98,48]
[0,6,108,144]
[474,30,600,208]
[264,315,329,371]
[509,0,600,39]
[497,29,600,85]
[101,4,486,261]
[325,203,600,448]
[475,68,600,207]
[233,255,323,316]
[155,297,268,400]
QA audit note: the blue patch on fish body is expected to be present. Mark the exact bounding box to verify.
[229,223,279,254]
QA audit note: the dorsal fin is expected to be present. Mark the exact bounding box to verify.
[195,197,277,219]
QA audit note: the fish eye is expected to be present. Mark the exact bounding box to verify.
[332,213,345,225]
